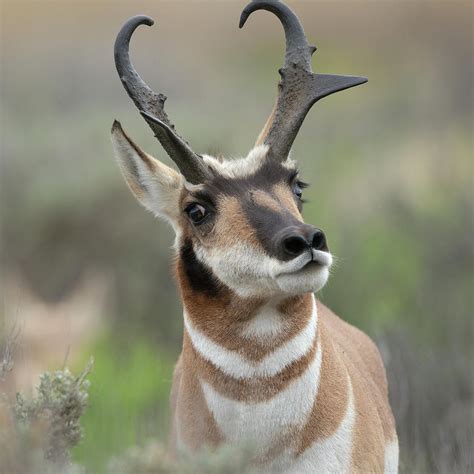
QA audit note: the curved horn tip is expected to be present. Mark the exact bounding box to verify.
[114,16,155,58]
[125,15,155,28]
[239,9,250,28]
[239,0,271,29]
[239,1,297,29]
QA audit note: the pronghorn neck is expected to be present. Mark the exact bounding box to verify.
[176,243,317,366]
[173,245,397,473]
[179,283,321,460]
[183,292,316,367]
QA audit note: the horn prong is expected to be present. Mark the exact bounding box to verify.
[312,74,368,102]
[240,0,367,161]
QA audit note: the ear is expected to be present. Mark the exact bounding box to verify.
[111,120,184,224]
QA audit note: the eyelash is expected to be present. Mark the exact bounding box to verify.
[288,170,309,188]
[292,176,309,204]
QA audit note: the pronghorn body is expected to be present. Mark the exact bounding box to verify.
[111,1,398,472]
[172,291,398,472]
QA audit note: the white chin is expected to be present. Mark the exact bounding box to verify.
[275,265,330,295]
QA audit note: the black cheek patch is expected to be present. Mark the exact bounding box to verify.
[180,239,222,297]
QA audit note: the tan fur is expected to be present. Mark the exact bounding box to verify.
[273,183,303,218]
[314,302,397,471]
[255,101,277,147]
[213,196,261,248]
[168,356,182,455]
[297,318,349,453]
[251,189,283,213]
[190,334,318,403]
[177,262,314,362]
[173,294,396,470]
[172,335,223,450]
[318,302,396,440]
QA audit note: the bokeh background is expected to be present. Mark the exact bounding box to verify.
[1,0,472,472]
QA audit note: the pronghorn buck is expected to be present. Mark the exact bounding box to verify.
[111,1,398,472]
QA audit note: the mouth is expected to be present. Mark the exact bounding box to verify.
[276,250,333,277]
[303,249,332,268]
[274,249,332,294]
[301,259,322,270]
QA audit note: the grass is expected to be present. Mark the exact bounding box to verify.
[73,337,174,473]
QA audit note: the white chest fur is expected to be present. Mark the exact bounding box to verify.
[201,342,322,453]
[182,296,362,473]
[184,297,320,459]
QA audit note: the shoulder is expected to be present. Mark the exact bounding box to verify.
[316,300,388,394]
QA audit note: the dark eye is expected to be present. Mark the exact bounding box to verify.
[292,181,304,200]
[293,183,303,199]
[291,179,308,204]
[185,203,209,224]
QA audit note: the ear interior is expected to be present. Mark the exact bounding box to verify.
[111,120,184,222]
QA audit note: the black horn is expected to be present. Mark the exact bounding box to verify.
[114,15,211,184]
[239,0,367,161]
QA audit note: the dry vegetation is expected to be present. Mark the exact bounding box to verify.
[0,333,92,474]
[381,329,473,473]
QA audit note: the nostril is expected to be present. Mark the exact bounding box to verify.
[311,230,327,251]
[283,235,309,257]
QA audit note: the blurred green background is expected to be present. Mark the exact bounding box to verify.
[1,1,472,472]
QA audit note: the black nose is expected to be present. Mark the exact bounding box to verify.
[282,234,309,257]
[281,227,327,258]
[311,229,327,251]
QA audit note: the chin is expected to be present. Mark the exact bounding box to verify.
[275,265,330,295]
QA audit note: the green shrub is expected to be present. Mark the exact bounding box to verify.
[0,359,92,474]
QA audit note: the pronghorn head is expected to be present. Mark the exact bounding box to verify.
[111,1,366,299]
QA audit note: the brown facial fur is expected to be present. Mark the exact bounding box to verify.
[272,182,303,217]
[177,157,305,259]
[210,195,261,249]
